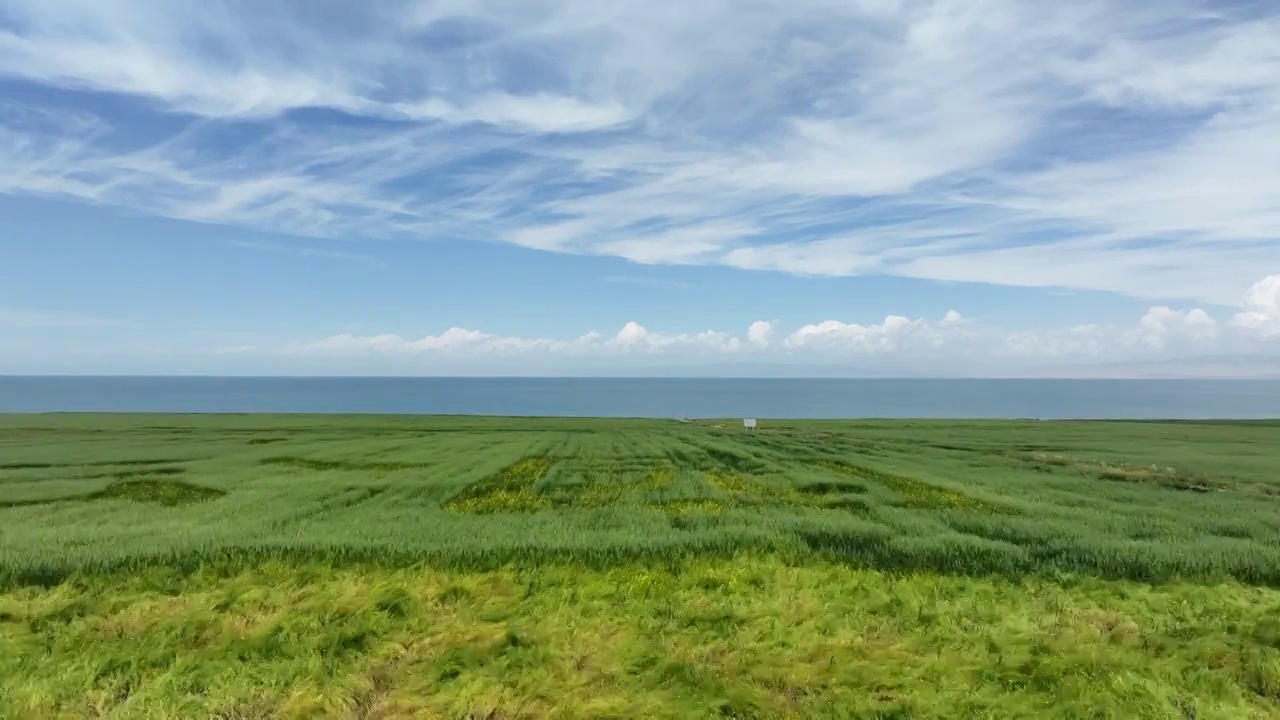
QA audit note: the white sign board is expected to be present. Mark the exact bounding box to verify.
[743,418,757,431]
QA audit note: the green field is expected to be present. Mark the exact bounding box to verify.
[3,414,1280,718]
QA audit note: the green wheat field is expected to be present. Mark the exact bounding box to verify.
[2,414,1280,718]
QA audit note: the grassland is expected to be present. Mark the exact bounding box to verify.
[2,414,1280,718]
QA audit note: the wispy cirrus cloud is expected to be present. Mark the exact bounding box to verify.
[1,1,1278,304]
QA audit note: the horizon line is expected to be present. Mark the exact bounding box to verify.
[1,374,1276,381]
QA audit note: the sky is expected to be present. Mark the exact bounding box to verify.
[1,0,1279,376]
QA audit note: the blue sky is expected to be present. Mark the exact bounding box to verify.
[1,0,1278,376]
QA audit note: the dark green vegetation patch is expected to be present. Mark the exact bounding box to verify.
[0,475,223,508]
[2,414,1280,586]
[796,480,867,495]
[444,456,556,513]
[441,454,879,517]
[260,456,430,472]
[93,478,225,506]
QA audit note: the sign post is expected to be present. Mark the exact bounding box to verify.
[743,418,757,432]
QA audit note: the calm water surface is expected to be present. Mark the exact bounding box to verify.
[1,377,1278,419]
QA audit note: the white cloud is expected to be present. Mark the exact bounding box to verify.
[1129,306,1218,350]
[1,1,1279,304]
[1003,276,1280,361]
[0,3,632,132]
[289,328,563,356]
[608,321,742,353]
[269,276,1280,367]
[783,311,968,352]
[594,223,760,266]
[14,282,1277,374]
[272,300,1269,373]
[397,95,634,133]
[1233,275,1280,340]
[721,238,878,277]
[1007,306,1222,359]
[288,321,753,357]
[747,321,775,348]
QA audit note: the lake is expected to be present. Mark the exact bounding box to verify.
[1,376,1278,419]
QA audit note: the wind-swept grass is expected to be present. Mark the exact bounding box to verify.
[3,414,1280,717]
[3,556,1280,719]
[2,415,1280,585]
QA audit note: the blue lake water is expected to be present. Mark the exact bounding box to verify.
[1,376,1278,419]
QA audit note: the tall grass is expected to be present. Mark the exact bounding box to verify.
[2,414,1280,587]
